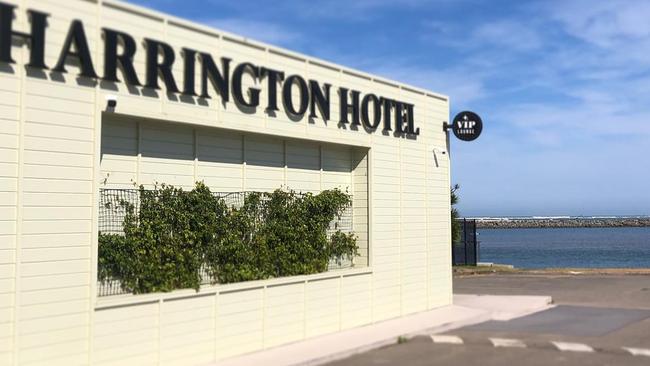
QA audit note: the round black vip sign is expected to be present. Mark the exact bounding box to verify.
[452,111,483,141]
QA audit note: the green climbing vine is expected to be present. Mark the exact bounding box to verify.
[98,182,358,294]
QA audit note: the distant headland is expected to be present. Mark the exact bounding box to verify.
[473,216,650,229]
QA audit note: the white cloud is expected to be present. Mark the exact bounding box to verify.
[471,20,543,52]
[546,0,650,47]
[494,97,650,148]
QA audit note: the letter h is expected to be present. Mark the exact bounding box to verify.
[0,2,48,69]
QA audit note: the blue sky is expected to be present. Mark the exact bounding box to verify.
[128,0,650,217]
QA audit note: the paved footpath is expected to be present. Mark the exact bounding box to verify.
[327,274,650,366]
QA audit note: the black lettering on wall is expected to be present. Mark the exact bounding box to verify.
[0,4,48,69]
[144,38,179,93]
[0,3,423,137]
[53,20,98,78]
[361,93,381,129]
[261,67,284,111]
[380,97,394,131]
[283,74,308,116]
[232,62,260,107]
[339,87,360,125]
[199,53,231,101]
[403,102,419,135]
[394,101,405,133]
[181,48,197,96]
[103,28,141,85]
[309,80,330,120]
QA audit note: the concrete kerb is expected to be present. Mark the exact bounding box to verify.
[212,305,491,366]
[453,294,555,321]
[211,294,553,366]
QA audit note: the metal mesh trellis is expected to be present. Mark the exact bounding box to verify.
[98,190,259,235]
[98,188,354,296]
[99,189,139,235]
[99,188,353,234]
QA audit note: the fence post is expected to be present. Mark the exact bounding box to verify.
[463,219,468,265]
[473,221,478,265]
[451,241,454,266]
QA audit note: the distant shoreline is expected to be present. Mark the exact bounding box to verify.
[453,265,650,276]
[475,217,650,229]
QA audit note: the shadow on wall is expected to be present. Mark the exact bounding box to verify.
[19,62,217,107]
[18,62,321,118]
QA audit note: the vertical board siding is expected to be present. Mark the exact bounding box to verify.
[160,296,215,366]
[139,124,195,190]
[263,283,305,348]
[352,151,369,266]
[196,129,244,192]
[321,144,353,192]
[286,141,321,193]
[101,118,355,195]
[243,135,285,191]
[304,279,340,338]
[215,288,264,359]
[99,119,138,189]
[340,274,372,329]
[93,303,160,366]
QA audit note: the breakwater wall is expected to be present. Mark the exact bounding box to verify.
[476,217,650,229]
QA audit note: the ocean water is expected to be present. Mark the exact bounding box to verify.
[477,227,650,269]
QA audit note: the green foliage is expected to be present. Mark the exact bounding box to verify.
[451,184,462,244]
[97,233,130,283]
[204,192,273,283]
[98,183,358,294]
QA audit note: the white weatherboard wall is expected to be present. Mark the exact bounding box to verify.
[100,118,357,195]
[0,0,452,365]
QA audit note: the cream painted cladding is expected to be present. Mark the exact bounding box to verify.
[0,0,451,365]
[100,118,357,195]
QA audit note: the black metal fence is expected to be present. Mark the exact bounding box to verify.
[452,218,479,266]
[98,188,354,297]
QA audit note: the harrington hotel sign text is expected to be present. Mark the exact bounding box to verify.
[0,2,420,136]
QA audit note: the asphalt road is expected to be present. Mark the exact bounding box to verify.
[327,274,650,366]
[327,336,650,366]
[454,274,650,349]
[455,274,650,309]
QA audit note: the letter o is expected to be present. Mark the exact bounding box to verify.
[361,94,381,129]
[283,75,309,116]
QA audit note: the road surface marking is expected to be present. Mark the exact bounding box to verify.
[624,347,650,357]
[552,342,594,353]
[490,338,526,348]
[430,335,464,344]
